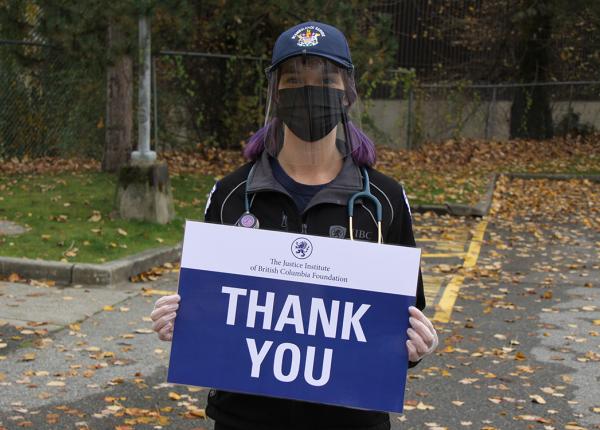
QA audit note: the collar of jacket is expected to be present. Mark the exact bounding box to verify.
[246,150,364,214]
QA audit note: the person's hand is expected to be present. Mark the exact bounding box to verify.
[150,294,181,341]
[406,306,438,362]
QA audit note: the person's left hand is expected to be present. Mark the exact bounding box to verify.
[406,306,438,362]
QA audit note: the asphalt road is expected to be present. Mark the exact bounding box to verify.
[0,212,598,430]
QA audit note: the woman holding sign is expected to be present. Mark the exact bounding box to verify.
[152,21,438,430]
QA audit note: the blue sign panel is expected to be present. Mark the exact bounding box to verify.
[167,221,421,413]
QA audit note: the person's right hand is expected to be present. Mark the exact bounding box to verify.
[150,294,181,341]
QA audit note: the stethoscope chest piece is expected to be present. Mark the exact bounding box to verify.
[236,212,260,229]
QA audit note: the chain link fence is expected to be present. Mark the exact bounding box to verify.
[0,40,104,160]
[2,44,600,159]
[153,51,267,153]
[366,78,600,149]
[155,56,600,151]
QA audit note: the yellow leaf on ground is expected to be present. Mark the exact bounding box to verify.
[416,401,435,410]
[188,407,206,418]
[514,351,527,361]
[530,394,546,404]
[168,392,181,400]
[187,386,202,392]
[88,211,102,222]
[8,273,22,282]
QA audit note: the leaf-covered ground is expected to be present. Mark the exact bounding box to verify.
[1,135,598,263]
[3,135,599,205]
[0,171,599,429]
[376,136,600,205]
[159,135,600,205]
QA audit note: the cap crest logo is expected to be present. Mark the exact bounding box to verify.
[291,25,325,47]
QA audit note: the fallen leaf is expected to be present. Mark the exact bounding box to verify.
[514,351,527,361]
[8,273,22,282]
[168,392,181,400]
[88,211,102,222]
[530,394,546,404]
[21,353,36,361]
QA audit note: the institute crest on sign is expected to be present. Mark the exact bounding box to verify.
[291,237,313,259]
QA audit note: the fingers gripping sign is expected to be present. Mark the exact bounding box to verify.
[151,294,181,341]
[406,306,438,363]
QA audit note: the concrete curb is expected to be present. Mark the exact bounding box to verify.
[1,172,598,285]
[504,172,600,182]
[0,243,182,286]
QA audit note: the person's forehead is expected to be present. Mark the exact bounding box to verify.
[279,56,340,74]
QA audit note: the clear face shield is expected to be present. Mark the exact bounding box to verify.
[263,56,363,167]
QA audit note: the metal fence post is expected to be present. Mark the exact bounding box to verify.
[406,87,414,149]
[566,83,574,134]
[487,86,497,140]
[152,55,159,153]
[131,14,156,164]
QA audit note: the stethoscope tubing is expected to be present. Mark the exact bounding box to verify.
[240,164,383,243]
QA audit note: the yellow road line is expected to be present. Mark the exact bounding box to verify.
[433,219,488,323]
[434,243,467,251]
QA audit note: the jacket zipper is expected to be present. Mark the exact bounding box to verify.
[301,212,308,234]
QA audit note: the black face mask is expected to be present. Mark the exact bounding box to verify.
[276,86,346,142]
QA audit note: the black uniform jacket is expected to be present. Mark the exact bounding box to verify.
[202,151,426,430]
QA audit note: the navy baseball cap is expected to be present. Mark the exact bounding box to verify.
[268,21,353,73]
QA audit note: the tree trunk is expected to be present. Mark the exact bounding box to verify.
[510,3,554,140]
[102,19,133,172]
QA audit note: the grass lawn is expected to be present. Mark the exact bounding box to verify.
[2,137,599,263]
[0,172,215,263]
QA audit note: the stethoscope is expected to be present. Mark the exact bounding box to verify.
[236,164,383,243]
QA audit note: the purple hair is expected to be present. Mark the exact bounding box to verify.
[243,119,376,166]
